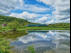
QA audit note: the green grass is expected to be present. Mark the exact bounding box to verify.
[0,23,70,39]
[24,23,70,30]
[0,15,70,39]
[0,15,70,31]
[0,38,12,53]
[25,27,70,30]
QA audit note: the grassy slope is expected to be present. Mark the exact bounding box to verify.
[0,15,31,26]
[24,23,70,30]
[0,15,29,39]
[0,15,70,31]
[0,15,70,39]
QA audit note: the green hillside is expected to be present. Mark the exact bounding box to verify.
[0,15,29,39]
[0,15,31,26]
[0,15,33,31]
[0,15,70,31]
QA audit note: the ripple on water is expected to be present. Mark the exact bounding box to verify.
[11,30,70,53]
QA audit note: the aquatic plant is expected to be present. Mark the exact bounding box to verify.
[0,38,11,53]
[28,46,35,53]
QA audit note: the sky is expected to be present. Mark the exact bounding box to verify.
[0,0,70,24]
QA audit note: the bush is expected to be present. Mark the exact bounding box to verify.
[0,38,11,53]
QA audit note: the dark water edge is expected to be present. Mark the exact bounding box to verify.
[0,30,27,39]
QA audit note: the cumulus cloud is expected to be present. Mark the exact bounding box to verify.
[23,5,51,13]
[38,0,70,22]
[0,0,70,24]
[0,0,18,15]
[10,12,39,19]
[0,0,53,14]
[10,11,53,24]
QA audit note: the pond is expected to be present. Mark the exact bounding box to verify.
[11,30,70,53]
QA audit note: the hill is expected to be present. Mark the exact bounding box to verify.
[0,15,31,26]
[0,15,70,31]
[0,15,70,39]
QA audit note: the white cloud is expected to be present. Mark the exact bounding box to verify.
[10,9,70,24]
[0,0,70,24]
[0,0,19,15]
[38,17,48,21]
[38,0,70,21]
[24,5,51,13]
[0,0,52,14]
[10,12,39,19]
[19,0,24,7]
[10,11,53,24]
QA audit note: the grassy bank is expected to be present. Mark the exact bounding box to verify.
[23,23,70,30]
[0,38,12,53]
[0,15,70,31]
[25,27,70,30]
[0,30,27,39]
[0,15,70,39]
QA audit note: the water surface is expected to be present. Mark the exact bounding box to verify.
[11,30,70,53]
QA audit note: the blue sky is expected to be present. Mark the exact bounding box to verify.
[0,0,70,24]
